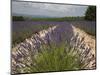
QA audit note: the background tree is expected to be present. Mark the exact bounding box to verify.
[13,16,25,21]
[85,6,96,21]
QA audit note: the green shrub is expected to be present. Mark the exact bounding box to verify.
[13,16,25,21]
[26,43,83,73]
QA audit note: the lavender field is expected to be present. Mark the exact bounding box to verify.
[13,21,96,32]
[12,21,96,45]
[12,20,96,74]
[11,1,96,74]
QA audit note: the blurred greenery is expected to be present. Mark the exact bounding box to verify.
[12,16,25,21]
[31,17,84,22]
[85,6,96,21]
[12,16,84,22]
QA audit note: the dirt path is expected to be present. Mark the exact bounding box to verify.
[71,25,96,69]
[72,25,95,56]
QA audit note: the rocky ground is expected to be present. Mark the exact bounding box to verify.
[71,25,96,69]
[11,24,96,74]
